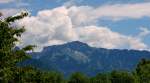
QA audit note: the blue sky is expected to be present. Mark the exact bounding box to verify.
[0,0,150,51]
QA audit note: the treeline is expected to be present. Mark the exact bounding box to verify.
[1,59,149,83]
[0,12,150,83]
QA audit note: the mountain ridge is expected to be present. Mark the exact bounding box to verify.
[21,41,150,76]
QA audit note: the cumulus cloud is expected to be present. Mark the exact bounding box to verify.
[15,6,150,51]
[16,7,77,51]
[76,26,148,50]
[94,3,150,20]
[66,2,150,26]
[0,9,21,17]
[64,0,83,7]
[138,27,150,38]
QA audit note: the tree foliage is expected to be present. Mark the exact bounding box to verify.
[0,12,31,82]
[0,12,64,83]
[90,73,111,83]
[68,72,89,83]
[135,59,150,83]
[110,71,135,83]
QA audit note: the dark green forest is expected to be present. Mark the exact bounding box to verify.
[0,12,150,83]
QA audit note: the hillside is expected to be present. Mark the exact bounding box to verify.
[20,41,150,76]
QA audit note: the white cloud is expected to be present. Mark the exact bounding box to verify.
[0,0,14,3]
[66,2,150,26]
[127,37,148,50]
[138,27,150,38]
[16,7,78,51]
[94,3,150,20]
[0,9,21,17]
[15,6,150,51]
[64,0,83,7]
[76,26,148,50]
[64,0,75,7]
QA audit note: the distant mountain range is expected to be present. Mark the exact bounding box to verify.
[20,41,150,76]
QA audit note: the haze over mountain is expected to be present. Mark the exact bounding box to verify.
[20,41,150,76]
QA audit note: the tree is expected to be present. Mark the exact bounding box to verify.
[135,59,150,83]
[90,73,111,83]
[0,12,66,83]
[68,72,89,83]
[110,71,135,83]
[41,71,65,83]
[0,12,35,82]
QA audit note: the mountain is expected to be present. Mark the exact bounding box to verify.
[20,41,150,76]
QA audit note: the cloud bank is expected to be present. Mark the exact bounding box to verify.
[15,2,150,51]
[67,2,150,26]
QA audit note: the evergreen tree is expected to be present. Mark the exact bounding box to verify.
[41,71,65,83]
[68,72,89,83]
[0,12,66,83]
[135,59,150,83]
[110,71,135,83]
[0,12,36,82]
[90,73,111,83]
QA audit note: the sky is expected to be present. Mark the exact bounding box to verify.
[0,0,150,51]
